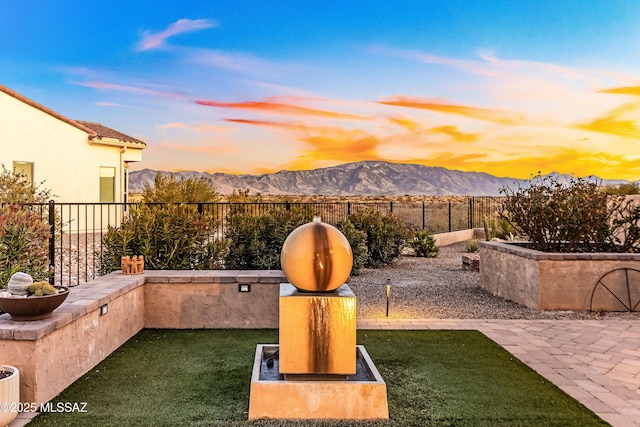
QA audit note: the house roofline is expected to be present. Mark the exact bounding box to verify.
[0,84,98,136]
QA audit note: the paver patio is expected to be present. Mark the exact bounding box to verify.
[358,318,640,427]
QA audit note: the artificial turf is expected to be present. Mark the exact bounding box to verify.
[29,329,608,426]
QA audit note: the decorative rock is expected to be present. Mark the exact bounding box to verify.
[7,272,33,296]
[462,254,480,272]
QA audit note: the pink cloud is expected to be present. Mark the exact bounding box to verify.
[137,18,217,51]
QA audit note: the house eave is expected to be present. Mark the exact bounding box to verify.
[88,136,146,150]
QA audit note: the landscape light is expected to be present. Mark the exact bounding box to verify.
[385,278,391,317]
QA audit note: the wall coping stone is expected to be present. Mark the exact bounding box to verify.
[0,270,286,341]
[479,241,640,261]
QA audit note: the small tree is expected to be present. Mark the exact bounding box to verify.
[0,166,54,288]
[142,172,219,203]
[0,205,50,287]
[0,165,53,203]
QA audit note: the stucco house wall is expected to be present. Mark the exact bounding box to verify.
[0,85,145,203]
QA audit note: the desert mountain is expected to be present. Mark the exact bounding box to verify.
[128,161,628,196]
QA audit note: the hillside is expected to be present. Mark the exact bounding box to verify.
[128,161,628,196]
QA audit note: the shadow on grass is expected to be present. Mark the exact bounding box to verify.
[28,329,607,427]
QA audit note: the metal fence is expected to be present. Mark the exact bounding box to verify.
[6,197,502,286]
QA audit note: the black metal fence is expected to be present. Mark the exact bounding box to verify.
[6,197,502,286]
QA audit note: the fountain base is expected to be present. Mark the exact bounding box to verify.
[248,344,389,420]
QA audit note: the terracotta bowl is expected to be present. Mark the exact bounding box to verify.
[0,287,69,321]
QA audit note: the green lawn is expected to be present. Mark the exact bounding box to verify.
[29,329,608,427]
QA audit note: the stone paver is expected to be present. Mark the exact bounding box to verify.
[358,318,640,427]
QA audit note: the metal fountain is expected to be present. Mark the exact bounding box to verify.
[248,217,389,420]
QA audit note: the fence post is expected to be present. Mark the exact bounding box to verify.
[285,201,291,212]
[448,201,452,232]
[347,201,351,216]
[469,198,473,229]
[389,201,393,213]
[197,202,203,214]
[422,201,425,230]
[48,199,55,285]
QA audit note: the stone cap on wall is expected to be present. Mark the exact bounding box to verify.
[480,241,640,261]
[0,270,286,341]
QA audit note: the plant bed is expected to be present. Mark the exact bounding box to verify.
[0,286,69,321]
[480,241,640,311]
[27,329,606,427]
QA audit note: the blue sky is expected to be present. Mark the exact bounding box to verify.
[2,1,640,179]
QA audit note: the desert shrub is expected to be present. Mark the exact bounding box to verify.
[482,215,515,241]
[224,207,312,269]
[501,174,640,253]
[142,172,219,203]
[336,220,368,275]
[465,238,479,253]
[347,208,409,266]
[0,205,50,288]
[409,230,439,257]
[99,204,229,274]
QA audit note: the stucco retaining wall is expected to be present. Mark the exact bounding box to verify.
[434,228,483,246]
[144,271,283,329]
[480,241,640,310]
[0,270,286,404]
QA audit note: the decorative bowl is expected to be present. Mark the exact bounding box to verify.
[0,287,69,321]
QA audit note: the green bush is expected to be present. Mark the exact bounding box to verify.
[0,205,50,288]
[224,207,312,269]
[336,220,368,275]
[99,204,229,274]
[410,230,439,257]
[347,208,409,267]
[501,174,640,253]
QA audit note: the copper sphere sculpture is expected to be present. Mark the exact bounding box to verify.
[281,217,353,292]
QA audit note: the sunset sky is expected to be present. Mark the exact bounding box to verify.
[2,1,640,180]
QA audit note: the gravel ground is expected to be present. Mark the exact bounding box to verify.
[349,242,640,320]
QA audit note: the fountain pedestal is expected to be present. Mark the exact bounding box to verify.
[279,283,356,376]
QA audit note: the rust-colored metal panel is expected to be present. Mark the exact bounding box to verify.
[279,283,356,375]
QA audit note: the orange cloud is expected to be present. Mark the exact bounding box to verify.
[574,103,640,139]
[378,96,524,125]
[429,126,479,143]
[600,86,640,97]
[413,149,640,181]
[225,118,299,128]
[387,116,421,132]
[196,98,368,120]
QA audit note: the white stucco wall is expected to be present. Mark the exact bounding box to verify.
[0,90,135,203]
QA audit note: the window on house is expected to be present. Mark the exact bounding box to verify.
[13,161,33,184]
[99,167,116,203]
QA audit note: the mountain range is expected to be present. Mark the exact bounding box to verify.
[128,161,631,196]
